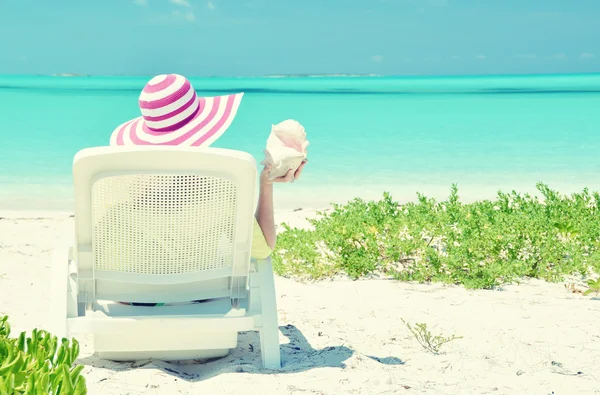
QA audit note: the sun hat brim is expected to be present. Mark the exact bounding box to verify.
[110,92,244,147]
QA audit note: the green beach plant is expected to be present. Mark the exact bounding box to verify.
[0,315,86,395]
[273,183,600,289]
[583,278,600,297]
[401,318,462,354]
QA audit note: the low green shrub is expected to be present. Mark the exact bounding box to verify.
[273,183,600,289]
[0,316,86,395]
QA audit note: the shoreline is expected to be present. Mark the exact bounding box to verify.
[2,179,600,214]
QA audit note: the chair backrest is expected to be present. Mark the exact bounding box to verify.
[72,146,257,305]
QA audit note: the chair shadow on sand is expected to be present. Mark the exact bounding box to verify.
[78,324,397,382]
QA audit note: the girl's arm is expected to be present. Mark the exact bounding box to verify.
[255,161,307,249]
[255,178,276,249]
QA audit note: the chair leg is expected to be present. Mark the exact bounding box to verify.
[49,244,71,338]
[259,325,281,369]
[256,257,281,369]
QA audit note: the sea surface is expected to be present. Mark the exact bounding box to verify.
[1,73,600,211]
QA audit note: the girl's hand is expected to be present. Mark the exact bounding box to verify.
[293,160,307,180]
[260,160,307,186]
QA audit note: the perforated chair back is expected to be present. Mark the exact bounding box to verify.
[72,146,256,305]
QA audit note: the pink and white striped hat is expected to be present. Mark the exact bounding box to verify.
[110,74,243,147]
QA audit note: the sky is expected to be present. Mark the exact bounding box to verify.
[0,0,599,76]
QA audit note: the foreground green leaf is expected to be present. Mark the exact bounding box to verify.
[0,316,87,394]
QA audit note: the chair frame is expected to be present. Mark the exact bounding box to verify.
[48,146,281,368]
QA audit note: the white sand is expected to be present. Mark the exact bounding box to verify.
[1,210,599,395]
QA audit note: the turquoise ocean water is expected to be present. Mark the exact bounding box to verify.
[1,73,600,210]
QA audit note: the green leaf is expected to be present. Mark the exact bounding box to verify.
[0,316,10,338]
[0,374,14,395]
[586,278,600,288]
[55,343,66,365]
[17,332,26,352]
[36,372,50,395]
[70,339,80,363]
[72,376,87,395]
[12,371,28,391]
[0,352,24,376]
[25,372,37,395]
[57,364,74,394]
[46,337,58,364]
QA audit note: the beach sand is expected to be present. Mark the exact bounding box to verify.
[1,210,599,395]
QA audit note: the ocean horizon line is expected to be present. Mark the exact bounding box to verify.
[1,71,600,79]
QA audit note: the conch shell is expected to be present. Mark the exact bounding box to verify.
[261,119,309,180]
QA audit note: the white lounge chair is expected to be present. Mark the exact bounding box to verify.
[49,146,281,369]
